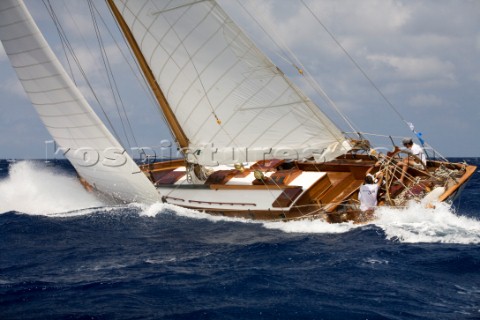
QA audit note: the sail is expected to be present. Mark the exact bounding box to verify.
[112,0,351,165]
[0,0,160,203]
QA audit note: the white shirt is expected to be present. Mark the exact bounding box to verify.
[359,184,379,211]
[410,143,427,165]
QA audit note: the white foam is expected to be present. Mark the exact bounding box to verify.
[137,201,357,233]
[262,219,356,234]
[3,162,478,244]
[137,202,260,224]
[263,202,480,244]
[374,202,480,244]
[137,201,480,244]
[0,161,104,216]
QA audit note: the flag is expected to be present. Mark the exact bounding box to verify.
[416,132,425,146]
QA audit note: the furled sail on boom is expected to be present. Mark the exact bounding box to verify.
[0,0,160,203]
[111,0,351,165]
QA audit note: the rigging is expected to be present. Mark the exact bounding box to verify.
[87,0,135,151]
[238,0,359,139]
[299,0,449,159]
[42,0,122,144]
[300,0,408,126]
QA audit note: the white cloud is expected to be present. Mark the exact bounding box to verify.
[2,0,480,157]
[367,54,456,81]
[104,43,127,66]
[409,94,444,109]
[61,9,96,38]
[308,0,412,34]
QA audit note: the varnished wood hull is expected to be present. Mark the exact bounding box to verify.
[138,156,477,224]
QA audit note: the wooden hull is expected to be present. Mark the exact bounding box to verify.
[138,155,477,224]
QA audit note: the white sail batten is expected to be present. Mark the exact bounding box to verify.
[113,0,351,165]
[0,0,160,203]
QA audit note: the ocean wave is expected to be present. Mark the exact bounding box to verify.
[374,202,480,244]
[2,161,479,244]
[0,161,103,215]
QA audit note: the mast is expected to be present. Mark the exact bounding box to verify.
[105,1,351,165]
[106,0,189,149]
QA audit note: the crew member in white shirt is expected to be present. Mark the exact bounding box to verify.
[399,137,427,183]
[359,172,383,212]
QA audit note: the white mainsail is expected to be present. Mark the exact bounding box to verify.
[112,0,351,165]
[0,0,160,203]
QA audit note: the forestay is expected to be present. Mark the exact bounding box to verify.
[113,0,351,165]
[0,0,160,203]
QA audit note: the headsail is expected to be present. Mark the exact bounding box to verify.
[0,0,160,203]
[111,0,351,165]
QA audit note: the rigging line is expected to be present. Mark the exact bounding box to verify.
[301,2,448,160]
[42,1,122,142]
[164,165,191,198]
[56,2,112,88]
[179,7,220,123]
[102,6,177,151]
[88,0,135,151]
[151,0,210,15]
[166,2,242,149]
[268,177,305,217]
[92,4,163,119]
[252,0,359,135]
[44,0,76,85]
[343,131,408,139]
[300,0,409,127]
[423,142,448,162]
[239,0,359,137]
[256,175,293,216]
[218,2,345,145]
[91,1,141,150]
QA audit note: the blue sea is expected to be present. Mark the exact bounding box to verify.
[1,159,479,320]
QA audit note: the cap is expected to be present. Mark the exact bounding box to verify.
[402,137,413,146]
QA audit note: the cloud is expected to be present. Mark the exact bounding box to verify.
[60,7,97,37]
[367,54,456,82]
[2,0,479,157]
[408,94,444,109]
[307,0,412,34]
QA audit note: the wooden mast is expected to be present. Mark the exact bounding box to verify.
[106,0,189,149]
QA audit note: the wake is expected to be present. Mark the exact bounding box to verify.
[2,161,479,244]
[137,201,480,244]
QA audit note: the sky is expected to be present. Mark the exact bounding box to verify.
[0,0,479,159]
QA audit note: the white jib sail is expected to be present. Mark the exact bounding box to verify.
[0,0,160,203]
[113,0,351,166]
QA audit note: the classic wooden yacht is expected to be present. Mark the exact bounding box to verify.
[137,145,476,223]
[0,0,476,223]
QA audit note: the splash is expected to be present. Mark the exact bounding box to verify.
[139,201,480,244]
[137,202,260,224]
[262,218,356,234]
[264,202,480,244]
[0,161,104,216]
[137,202,357,233]
[374,202,480,244]
[4,161,476,244]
